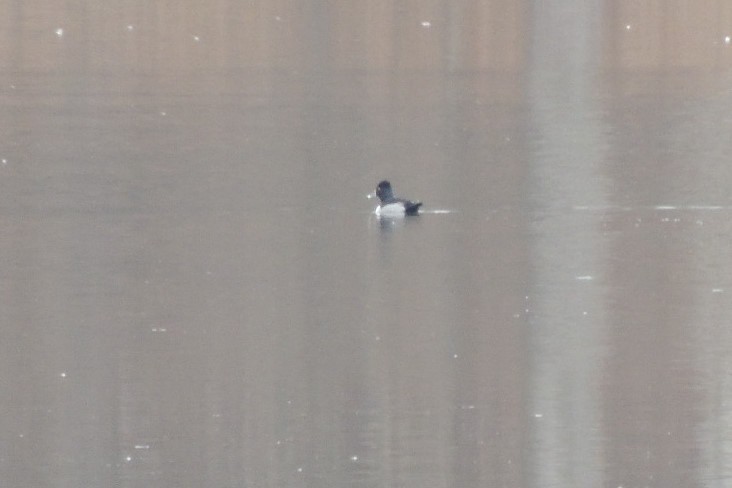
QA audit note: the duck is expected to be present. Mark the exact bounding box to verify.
[368,180,422,217]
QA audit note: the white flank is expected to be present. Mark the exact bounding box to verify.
[375,203,405,218]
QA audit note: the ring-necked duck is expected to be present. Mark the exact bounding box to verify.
[368,180,422,217]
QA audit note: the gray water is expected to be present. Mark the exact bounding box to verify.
[2,2,732,487]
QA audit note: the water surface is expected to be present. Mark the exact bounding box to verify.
[1,1,732,487]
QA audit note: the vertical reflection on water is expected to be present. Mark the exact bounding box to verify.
[527,1,608,486]
[690,209,732,485]
[677,93,732,483]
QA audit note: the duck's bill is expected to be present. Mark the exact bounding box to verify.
[366,191,376,199]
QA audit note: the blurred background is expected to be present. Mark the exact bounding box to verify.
[1,1,732,487]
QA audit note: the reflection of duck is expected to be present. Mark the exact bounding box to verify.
[368,180,423,217]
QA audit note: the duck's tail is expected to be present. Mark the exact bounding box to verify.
[405,201,423,215]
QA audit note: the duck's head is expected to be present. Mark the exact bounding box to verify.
[373,180,393,203]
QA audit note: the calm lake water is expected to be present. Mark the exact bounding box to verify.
[2,1,732,487]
